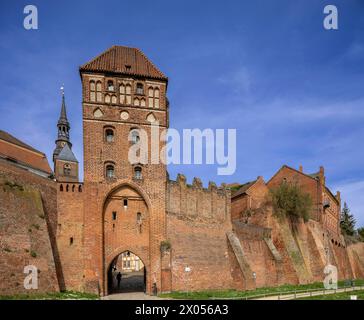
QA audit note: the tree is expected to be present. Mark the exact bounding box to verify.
[358,227,364,241]
[269,181,312,223]
[340,203,356,236]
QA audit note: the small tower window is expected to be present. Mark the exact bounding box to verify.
[70,237,74,245]
[112,211,117,220]
[64,163,71,176]
[136,83,144,95]
[123,199,128,209]
[106,164,115,179]
[134,166,142,180]
[105,129,114,142]
[130,129,140,144]
[107,80,114,91]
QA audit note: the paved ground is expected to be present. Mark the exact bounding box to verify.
[254,286,363,300]
[109,270,145,294]
[102,292,167,300]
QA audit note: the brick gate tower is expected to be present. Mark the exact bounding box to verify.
[79,46,169,295]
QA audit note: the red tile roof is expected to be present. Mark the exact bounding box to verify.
[79,46,168,81]
[0,130,52,175]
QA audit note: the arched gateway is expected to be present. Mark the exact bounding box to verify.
[103,184,150,295]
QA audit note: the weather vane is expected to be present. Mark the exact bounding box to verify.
[60,84,65,96]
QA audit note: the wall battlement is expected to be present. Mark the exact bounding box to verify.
[167,174,231,223]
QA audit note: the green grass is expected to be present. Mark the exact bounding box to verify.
[159,279,364,300]
[297,289,364,300]
[0,291,99,300]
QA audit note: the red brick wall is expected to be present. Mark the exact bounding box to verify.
[166,176,239,291]
[0,160,60,295]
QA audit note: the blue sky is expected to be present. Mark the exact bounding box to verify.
[0,1,363,226]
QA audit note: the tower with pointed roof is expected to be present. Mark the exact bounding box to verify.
[79,45,169,295]
[53,88,79,182]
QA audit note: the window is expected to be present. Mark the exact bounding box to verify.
[120,83,132,105]
[105,94,111,104]
[106,164,115,179]
[130,129,140,144]
[70,237,74,245]
[134,98,140,106]
[134,166,142,180]
[105,129,114,142]
[90,80,96,102]
[148,86,160,108]
[123,199,128,209]
[96,81,102,102]
[112,211,117,220]
[111,95,117,104]
[136,83,144,95]
[107,80,114,91]
[64,163,71,176]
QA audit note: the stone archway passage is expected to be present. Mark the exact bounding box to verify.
[108,251,147,294]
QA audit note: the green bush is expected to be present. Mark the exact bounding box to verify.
[269,181,312,222]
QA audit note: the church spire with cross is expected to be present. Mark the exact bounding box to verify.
[53,85,72,162]
[53,85,79,182]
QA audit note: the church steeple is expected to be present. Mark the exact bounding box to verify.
[53,86,79,182]
[53,86,72,162]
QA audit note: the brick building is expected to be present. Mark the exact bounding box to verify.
[1,45,364,297]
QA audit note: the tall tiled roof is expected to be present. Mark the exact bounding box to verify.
[0,130,43,154]
[79,46,168,81]
[0,130,52,175]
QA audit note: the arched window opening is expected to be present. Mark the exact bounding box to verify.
[136,83,144,95]
[106,164,115,179]
[78,185,82,192]
[111,95,117,104]
[66,184,69,192]
[70,237,74,245]
[130,129,140,144]
[60,184,63,192]
[105,129,114,142]
[72,185,75,192]
[134,166,142,180]
[107,80,114,91]
[140,98,146,107]
[112,211,117,220]
[64,163,71,176]
[105,94,111,104]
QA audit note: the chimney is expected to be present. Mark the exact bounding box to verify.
[319,166,325,185]
[299,165,303,173]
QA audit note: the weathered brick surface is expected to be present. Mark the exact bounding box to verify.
[0,161,59,295]
[166,176,240,291]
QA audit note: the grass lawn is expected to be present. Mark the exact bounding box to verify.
[159,279,364,300]
[297,289,364,300]
[0,291,99,300]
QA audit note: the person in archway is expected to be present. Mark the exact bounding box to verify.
[116,272,122,288]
